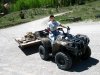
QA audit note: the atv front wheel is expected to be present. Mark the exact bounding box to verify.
[81,46,91,60]
[55,52,72,70]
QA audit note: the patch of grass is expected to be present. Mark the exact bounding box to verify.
[0,7,67,29]
[55,0,100,24]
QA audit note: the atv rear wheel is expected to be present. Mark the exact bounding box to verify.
[81,46,91,60]
[39,45,50,60]
[55,52,72,70]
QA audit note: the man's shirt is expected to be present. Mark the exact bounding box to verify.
[48,21,61,31]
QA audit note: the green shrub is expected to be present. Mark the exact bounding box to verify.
[0,0,98,12]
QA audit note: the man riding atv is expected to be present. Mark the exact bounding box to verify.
[48,15,67,45]
[15,15,91,70]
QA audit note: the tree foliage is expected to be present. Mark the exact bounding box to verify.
[0,0,98,12]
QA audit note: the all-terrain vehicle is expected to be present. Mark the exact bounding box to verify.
[37,27,91,70]
[15,26,91,70]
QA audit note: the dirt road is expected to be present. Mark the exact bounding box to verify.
[0,14,100,75]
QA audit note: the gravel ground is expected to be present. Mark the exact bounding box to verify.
[0,13,100,75]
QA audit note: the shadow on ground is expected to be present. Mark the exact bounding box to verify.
[69,57,99,72]
[48,57,99,72]
[19,43,40,56]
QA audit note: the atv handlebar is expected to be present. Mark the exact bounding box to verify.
[45,26,71,34]
[57,26,70,34]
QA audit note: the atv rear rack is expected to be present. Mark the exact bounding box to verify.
[15,38,41,48]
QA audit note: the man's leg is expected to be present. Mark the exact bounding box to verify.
[49,34,56,55]
[49,33,55,46]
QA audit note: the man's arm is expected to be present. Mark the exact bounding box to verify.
[59,24,66,28]
[59,24,71,31]
[57,21,66,28]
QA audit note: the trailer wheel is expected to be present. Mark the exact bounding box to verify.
[55,52,72,70]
